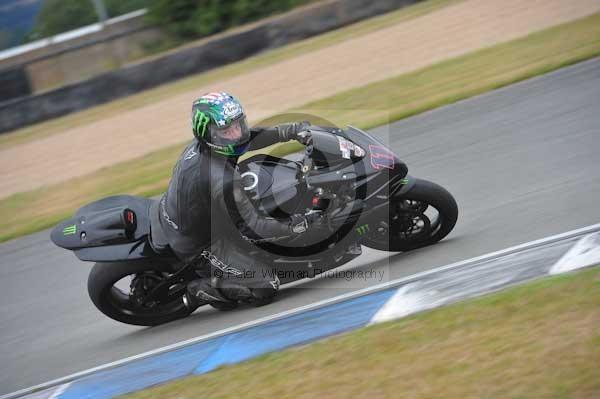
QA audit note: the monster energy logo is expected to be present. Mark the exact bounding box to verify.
[214,144,236,156]
[192,110,210,138]
[355,224,370,236]
[400,178,409,184]
[62,224,77,236]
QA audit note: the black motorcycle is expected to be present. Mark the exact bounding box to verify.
[51,125,457,326]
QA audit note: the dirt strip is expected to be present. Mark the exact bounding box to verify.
[1,0,599,199]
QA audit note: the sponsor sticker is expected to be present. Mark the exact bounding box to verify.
[222,101,242,119]
[368,145,396,170]
[62,224,77,236]
[337,137,366,159]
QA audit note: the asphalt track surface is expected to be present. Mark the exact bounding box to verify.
[1,58,599,395]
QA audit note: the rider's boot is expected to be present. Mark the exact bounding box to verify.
[216,278,254,301]
[184,277,256,309]
[184,273,279,309]
[184,278,230,308]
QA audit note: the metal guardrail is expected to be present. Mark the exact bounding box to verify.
[0,9,147,63]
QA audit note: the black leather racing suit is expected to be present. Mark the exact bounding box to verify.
[151,125,303,298]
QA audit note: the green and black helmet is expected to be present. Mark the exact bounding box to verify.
[191,92,251,156]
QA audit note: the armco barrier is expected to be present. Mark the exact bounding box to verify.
[0,68,31,103]
[4,223,600,399]
[0,0,419,134]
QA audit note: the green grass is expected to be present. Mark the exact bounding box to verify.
[0,144,183,243]
[1,13,600,243]
[0,0,462,149]
[122,267,600,399]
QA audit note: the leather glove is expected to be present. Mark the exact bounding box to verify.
[278,121,311,144]
[289,211,324,234]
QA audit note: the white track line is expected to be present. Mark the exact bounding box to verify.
[3,222,600,399]
[550,231,600,274]
[47,383,71,399]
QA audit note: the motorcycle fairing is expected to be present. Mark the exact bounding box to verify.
[50,195,167,262]
[239,154,305,217]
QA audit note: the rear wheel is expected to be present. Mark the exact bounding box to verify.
[88,261,195,326]
[362,178,458,252]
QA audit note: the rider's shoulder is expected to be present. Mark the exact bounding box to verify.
[180,142,200,162]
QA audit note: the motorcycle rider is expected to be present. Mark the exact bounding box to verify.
[150,91,319,307]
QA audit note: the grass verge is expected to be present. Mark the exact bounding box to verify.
[295,12,600,128]
[1,13,600,243]
[122,267,600,399]
[0,0,463,149]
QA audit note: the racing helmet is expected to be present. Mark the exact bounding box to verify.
[191,92,251,156]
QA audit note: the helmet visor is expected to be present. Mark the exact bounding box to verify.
[210,116,250,147]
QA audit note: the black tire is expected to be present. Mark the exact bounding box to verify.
[88,261,194,326]
[362,178,458,252]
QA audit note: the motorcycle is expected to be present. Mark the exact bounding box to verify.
[50,125,458,326]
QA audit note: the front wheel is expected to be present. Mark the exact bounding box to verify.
[362,178,458,252]
[88,261,194,326]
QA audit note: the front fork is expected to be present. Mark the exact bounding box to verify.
[352,175,416,241]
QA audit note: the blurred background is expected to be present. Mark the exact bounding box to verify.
[1,0,599,398]
[0,0,311,101]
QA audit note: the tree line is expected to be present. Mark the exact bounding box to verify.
[27,0,310,42]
